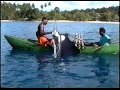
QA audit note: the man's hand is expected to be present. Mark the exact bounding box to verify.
[92,46,102,52]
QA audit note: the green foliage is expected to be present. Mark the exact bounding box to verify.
[100,12,111,21]
[1,2,119,21]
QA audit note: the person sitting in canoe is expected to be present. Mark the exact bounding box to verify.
[95,27,111,46]
[84,27,111,51]
[36,17,52,46]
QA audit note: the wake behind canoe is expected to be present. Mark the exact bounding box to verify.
[4,35,119,54]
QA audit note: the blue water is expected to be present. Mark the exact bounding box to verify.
[1,21,119,88]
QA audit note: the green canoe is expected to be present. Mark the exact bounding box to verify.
[4,35,119,54]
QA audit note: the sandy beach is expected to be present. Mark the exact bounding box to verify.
[36,20,119,24]
[1,20,119,24]
[1,20,15,22]
[84,21,119,24]
[34,20,75,22]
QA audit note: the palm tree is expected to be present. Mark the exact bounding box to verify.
[41,5,43,10]
[44,3,47,7]
[48,2,51,6]
[54,7,60,13]
[32,3,35,9]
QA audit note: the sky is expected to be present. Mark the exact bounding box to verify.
[2,1,119,11]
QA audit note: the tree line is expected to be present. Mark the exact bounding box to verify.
[1,2,119,21]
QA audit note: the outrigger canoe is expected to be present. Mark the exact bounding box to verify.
[4,35,119,54]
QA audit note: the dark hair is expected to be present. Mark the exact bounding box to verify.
[42,17,47,21]
[99,27,106,33]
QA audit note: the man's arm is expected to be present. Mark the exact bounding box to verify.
[92,46,102,52]
[40,31,52,35]
[92,39,111,52]
[106,34,111,44]
[39,24,52,35]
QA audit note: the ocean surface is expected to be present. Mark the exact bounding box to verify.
[1,21,119,88]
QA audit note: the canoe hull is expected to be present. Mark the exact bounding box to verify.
[4,35,52,52]
[80,44,119,54]
[4,35,119,54]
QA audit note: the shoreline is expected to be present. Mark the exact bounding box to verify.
[84,21,119,24]
[1,20,119,24]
